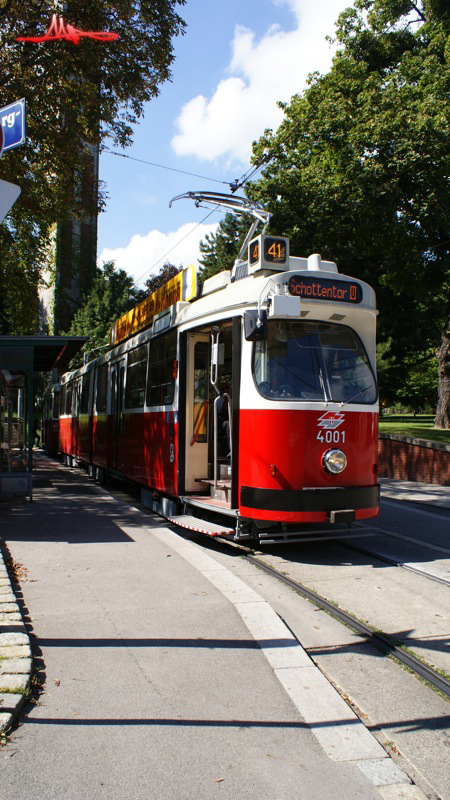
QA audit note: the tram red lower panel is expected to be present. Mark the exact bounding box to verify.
[119,411,178,494]
[59,417,73,457]
[238,408,378,522]
[59,404,378,527]
[60,411,178,496]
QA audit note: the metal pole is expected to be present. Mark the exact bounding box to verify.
[28,367,34,502]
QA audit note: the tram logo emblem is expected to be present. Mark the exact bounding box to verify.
[317,411,345,430]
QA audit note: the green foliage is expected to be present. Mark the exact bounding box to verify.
[144,262,180,294]
[66,261,145,367]
[198,214,252,280]
[378,417,450,444]
[376,338,397,407]
[0,0,186,333]
[396,348,439,411]
[247,0,449,421]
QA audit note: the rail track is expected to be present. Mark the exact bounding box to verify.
[82,470,450,699]
[239,547,450,698]
[331,526,450,587]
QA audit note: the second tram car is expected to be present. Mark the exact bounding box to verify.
[41,383,60,456]
[56,217,379,543]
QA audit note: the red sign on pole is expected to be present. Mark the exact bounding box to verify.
[16,14,119,45]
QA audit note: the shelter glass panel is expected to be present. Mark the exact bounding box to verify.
[0,373,27,473]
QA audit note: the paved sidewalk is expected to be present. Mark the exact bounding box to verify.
[379,478,450,510]
[0,455,427,800]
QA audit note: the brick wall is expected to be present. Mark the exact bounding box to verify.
[378,434,450,486]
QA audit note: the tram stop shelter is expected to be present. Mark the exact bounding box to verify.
[0,335,87,500]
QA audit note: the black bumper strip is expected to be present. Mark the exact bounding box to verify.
[240,485,380,512]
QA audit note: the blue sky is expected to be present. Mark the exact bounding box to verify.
[98,0,350,288]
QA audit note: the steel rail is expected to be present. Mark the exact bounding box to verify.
[340,539,450,587]
[245,553,450,698]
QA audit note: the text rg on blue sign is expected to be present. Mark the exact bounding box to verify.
[1,99,26,152]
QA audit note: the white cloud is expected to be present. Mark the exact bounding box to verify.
[98,222,219,288]
[171,0,347,164]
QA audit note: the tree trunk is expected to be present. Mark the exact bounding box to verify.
[434,312,450,429]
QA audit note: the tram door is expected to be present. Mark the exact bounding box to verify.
[185,333,209,491]
[110,360,125,470]
[73,378,82,456]
[185,324,235,496]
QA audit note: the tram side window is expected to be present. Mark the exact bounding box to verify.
[193,341,209,443]
[96,364,108,414]
[125,345,148,409]
[66,382,74,415]
[147,330,177,406]
[80,374,90,415]
[53,392,60,420]
[60,385,66,416]
[72,380,80,416]
[44,395,51,422]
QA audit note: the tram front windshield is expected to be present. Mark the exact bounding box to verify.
[253,320,377,404]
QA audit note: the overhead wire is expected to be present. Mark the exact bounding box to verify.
[106,104,307,197]
[231,115,308,193]
[103,122,299,286]
[119,151,274,288]
[133,207,219,287]
[102,149,232,287]
[104,148,230,187]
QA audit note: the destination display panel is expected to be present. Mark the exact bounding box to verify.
[288,275,363,304]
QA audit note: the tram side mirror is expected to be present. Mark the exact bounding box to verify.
[244,309,268,341]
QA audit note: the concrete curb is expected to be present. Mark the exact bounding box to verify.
[149,524,430,800]
[379,478,450,510]
[0,538,32,736]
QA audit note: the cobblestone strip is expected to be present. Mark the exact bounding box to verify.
[0,538,32,735]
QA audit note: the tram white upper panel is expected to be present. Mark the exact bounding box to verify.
[176,268,377,334]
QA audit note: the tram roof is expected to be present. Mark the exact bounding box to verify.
[0,336,88,373]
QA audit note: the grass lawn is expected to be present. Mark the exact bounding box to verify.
[379,415,450,445]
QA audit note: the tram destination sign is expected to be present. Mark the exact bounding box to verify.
[288,275,363,304]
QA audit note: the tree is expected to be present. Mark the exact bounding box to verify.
[198,213,254,281]
[144,262,180,294]
[0,0,186,333]
[435,319,450,425]
[65,261,145,367]
[250,0,449,425]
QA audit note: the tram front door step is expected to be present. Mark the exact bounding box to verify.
[168,514,234,537]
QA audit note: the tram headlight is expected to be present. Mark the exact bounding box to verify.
[322,449,347,474]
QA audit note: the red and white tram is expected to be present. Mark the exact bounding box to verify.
[57,199,379,543]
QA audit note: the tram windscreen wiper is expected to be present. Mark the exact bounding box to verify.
[318,367,329,402]
[340,385,373,407]
[313,347,329,403]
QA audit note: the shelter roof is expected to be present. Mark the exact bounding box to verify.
[0,336,87,372]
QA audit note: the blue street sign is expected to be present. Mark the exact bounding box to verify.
[0,99,26,152]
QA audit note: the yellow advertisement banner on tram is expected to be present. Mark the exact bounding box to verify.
[110,265,197,346]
